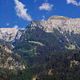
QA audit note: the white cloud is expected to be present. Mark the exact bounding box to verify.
[14,0,32,21]
[39,2,54,11]
[66,0,80,6]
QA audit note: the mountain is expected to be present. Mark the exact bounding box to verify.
[0,28,24,42]
[14,16,80,55]
[29,16,80,50]
[0,28,27,80]
[30,16,80,33]
[0,28,18,42]
[0,28,26,70]
[0,43,25,70]
[13,16,80,80]
[0,40,26,80]
[0,16,80,80]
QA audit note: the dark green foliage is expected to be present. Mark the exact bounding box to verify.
[12,24,80,80]
[1,24,80,80]
[1,50,80,80]
[0,68,34,80]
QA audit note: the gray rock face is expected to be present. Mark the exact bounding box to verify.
[0,28,18,41]
[17,16,80,52]
[32,16,80,33]
[0,28,24,42]
[29,16,80,49]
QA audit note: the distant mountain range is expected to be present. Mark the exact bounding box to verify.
[0,16,80,68]
[14,16,80,54]
[0,16,80,80]
[0,28,18,41]
[1,16,80,46]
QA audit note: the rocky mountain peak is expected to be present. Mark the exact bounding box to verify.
[30,16,80,33]
[0,28,18,41]
[48,16,69,20]
[0,28,25,42]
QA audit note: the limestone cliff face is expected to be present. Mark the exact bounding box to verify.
[31,16,80,33]
[0,28,18,41]
[16,16,80,52]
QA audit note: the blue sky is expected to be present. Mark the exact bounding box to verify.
[0,0,80,28]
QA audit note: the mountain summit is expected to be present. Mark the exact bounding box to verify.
[0,16,80,80]
[32,16,80,33]
[13,16,80,80]
[0,28,18,41]
[14,16,80,54]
